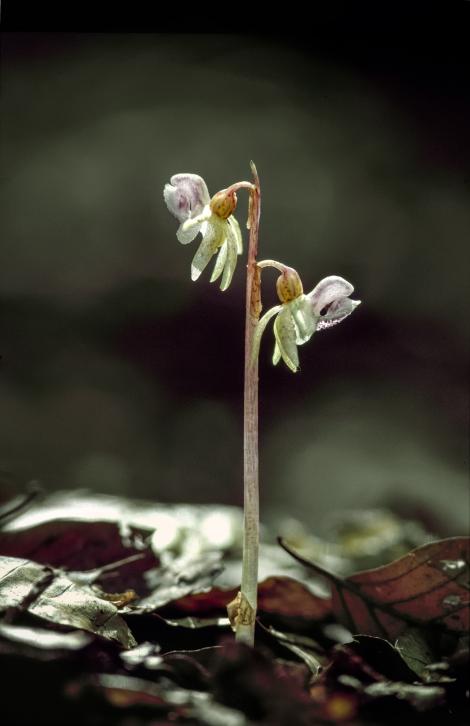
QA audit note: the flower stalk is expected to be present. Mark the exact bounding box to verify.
[236,162,261,645]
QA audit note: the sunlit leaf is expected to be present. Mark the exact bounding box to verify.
[0,556,136,648]
[1,491,244,559]
[362,680,446,711]
[0,622,92,654]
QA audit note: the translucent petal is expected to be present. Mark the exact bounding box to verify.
[176,207,211,245]
[273,307,299,373]
[308,276,355,315]
[252,305,282,366]
[227,215,243,255]
[210,240,228,283]
[190,219,224,281]
[289,294,317,345]
[164,174,210,222]
[317,298,361,330]
[176,219,202,245]
[220,228,238,291]
[272,342,281,366]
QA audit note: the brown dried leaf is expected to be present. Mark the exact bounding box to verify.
[280,536,470,639]
[159,575,331,624]
[0,520,157,591]
[258,576,332,620]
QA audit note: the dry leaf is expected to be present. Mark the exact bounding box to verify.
[158,575,331,625]
[0,556,136,648]
[257,576,332,620]
[280,536,470,639]
[0,519,157,592]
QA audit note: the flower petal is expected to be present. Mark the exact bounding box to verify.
[191,218,224,281]
[220,227,239,291]
[289,294,317,345]
[308,276,355,315]
[227,215,243,255]
[164,173,210,222]
[210,240,228,283]
[273,307,299,373]
[176,208,211,245]
[272,342,281,365]
[176,219,202,245]
[252,305,282,366]
[317,297,361,330]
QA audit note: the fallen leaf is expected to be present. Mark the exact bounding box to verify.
[362,680,446,712]
[257,576,332,620]
[395,627,440,680]
[318,636,416,690]
[260,623,325,677]
[1,490,244,559]
[159,585,236,615]
[0,622,92,655]
[326,508,432,571]
[163,615,231,629]
[0,520,158,594]
[343,635,420,683]
[125,551,224,613]
[159,576,331,626]
[310,636,448,721]
[280,536,470,639]
[0,556,136,648]
[71,672,248,724]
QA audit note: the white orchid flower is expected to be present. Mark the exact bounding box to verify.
[253,265,361,373]
[164,173,244,291]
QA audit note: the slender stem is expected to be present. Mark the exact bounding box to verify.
[257,259,286,272]
[236,162,261,645]
[225,181,256,195]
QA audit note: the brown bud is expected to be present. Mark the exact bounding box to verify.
[276,266,303,303]
[210,189,237,219]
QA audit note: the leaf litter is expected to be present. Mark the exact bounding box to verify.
[0,488,468,724]
[279,535,470,638]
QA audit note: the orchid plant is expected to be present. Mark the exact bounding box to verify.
[164,163,361,646]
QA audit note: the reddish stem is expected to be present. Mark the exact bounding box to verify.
[236,162,261,645]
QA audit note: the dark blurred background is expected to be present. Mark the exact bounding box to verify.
[1,28,469,534]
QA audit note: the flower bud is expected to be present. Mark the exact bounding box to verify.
[210,189,238,219]
[276,266,303,303]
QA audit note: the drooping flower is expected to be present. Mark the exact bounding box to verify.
[164,173,243,291]
[253,266,361,372]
